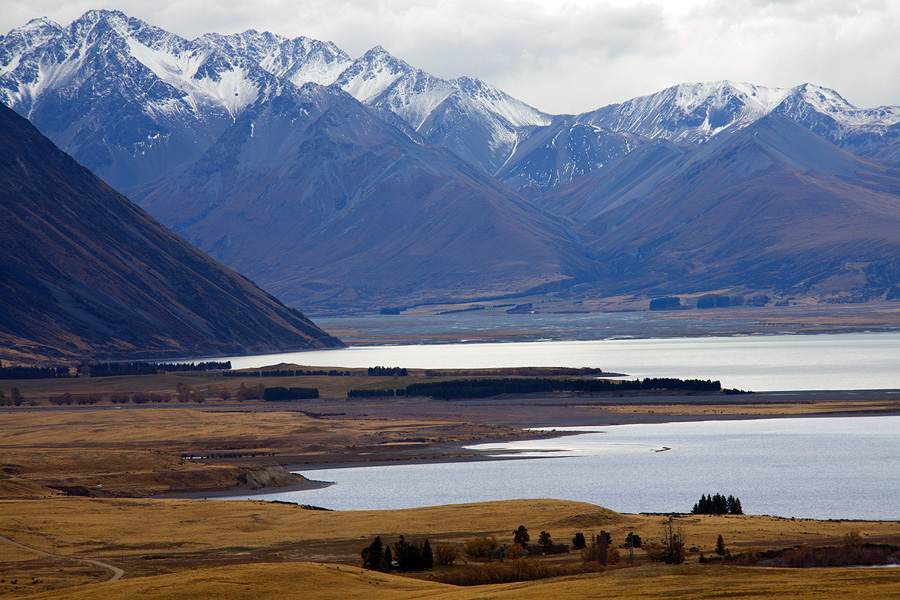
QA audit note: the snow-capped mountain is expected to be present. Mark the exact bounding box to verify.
[578,80,900,158]
[0,10,291,189]
[3,10,900,309]
[494,120,642,197]
[333,47,551,175]
[199,29,352,88]
[6,11,900,194]
[0,10,551,189]
[539,114,900,301]
[131,82,590,310]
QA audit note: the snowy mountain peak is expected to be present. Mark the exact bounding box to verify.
[336,45,414,103]
[580,80,900,146]
[198,29,350,87]
[452,76,550,128]
[15,16,61,34]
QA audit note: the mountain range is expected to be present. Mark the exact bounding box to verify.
[0,101,342,363]
[3,9,899,312]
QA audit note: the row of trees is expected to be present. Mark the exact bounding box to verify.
[0,388,24,406]
[80,361,231,377]
[261,386,319,401]
[223,369,350,378]
[382,376,721,399]
[368,366,408,376]
[0,365,70,380]
[692,493,743,515]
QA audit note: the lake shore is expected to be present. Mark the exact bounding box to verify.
[2,386,899,500]
[245,388,900,474]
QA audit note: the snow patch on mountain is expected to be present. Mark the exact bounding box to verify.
[454,76,550,128]
[580,80,900,145]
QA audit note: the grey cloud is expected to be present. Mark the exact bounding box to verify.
[2,0,899,113]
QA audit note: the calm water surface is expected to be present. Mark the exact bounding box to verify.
[251,416,900,520]
[219,332,900,391]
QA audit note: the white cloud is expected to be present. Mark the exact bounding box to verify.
[2,0,898,113]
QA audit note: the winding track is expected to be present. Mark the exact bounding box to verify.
[0,533,124,582]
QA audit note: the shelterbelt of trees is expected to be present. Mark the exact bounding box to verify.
[349,377,723,398]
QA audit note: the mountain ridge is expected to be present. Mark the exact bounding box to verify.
[0,101,343,363]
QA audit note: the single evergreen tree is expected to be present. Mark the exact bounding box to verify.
[598,533,608,566]
[713,493,728,514]
[378,546,393,572]
[715,534,726,556]
[625,532,642,549]
[361,536,384,570]
[538,531,553,552]
[422,539,434,569]
[572,532,586,549]
[513,525,530,548]
[393,536,411,571]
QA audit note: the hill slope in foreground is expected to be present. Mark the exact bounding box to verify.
[0,498,898,599]
[0,102,342,363]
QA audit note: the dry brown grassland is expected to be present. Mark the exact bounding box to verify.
[1,371,899,598]
[0,498,898,599]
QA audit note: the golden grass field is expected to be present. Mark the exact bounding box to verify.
[2,375,899,599]
[1,498,898,599]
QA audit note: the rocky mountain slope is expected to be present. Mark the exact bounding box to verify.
[0,102,342,363]
[131,83,592,309]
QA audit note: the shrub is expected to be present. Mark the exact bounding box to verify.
[465,536,499,560]
[435,544,458,566]
[236,382,264,401]
[645,541,665,562]
[434,558,611,586]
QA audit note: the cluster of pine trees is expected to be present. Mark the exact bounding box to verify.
[361,536,433,572]
[692,493,743,515]
[368,366,408,376]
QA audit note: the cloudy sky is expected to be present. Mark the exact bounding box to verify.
[3,0,898,114]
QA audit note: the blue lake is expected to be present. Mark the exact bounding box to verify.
[248,416,900,520]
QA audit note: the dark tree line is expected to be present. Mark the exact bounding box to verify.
[649,296,682,310]
[347,388,397,398]
[261,386,319,401]
[379,376,720,399]
[368,366,408,376]
[361,535,433,572]
[692,493,743,515]
[0,365,71,380]
[224,369,350,377]
[81,361,231,377]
